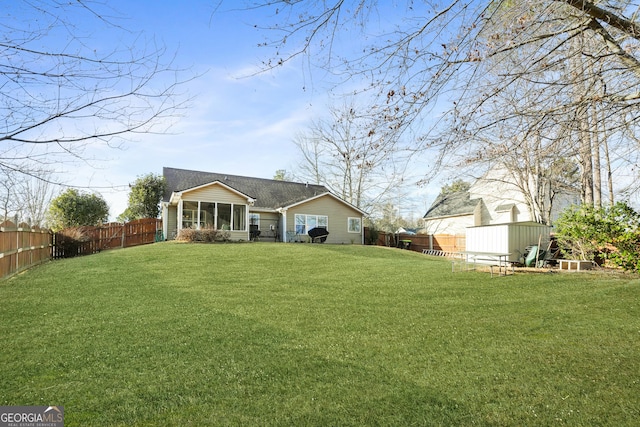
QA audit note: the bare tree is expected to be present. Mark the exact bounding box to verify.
[292,100,413,213]
[1,1,187,183]
[224,1,640,206]
[0,165,56,225]
[0,166,20,223]
[17,173,57,227]
[457,1,638,208]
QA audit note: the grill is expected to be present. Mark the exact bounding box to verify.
[308,227,329,243]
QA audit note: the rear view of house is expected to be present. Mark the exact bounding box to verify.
[161,167,366,244]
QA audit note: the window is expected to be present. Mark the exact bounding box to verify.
[233,205,246,231]
[181,201,247,231]
[295,214,328,234]
[348,217,362,233]
[182,201,199,228]
[295,214,306,234]
[204,202,216,228]
[218,203,231,230]
[249,213,260,227]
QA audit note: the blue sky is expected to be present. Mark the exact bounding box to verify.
[45,1,438,220]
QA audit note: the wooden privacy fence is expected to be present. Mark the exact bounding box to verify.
[52,218,162,259]
[368,230,466,254]
[1,218,163,279]
[0,220,52,280]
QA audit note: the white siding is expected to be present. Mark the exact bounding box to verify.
[470,169,533,225]
[423,214,474,235]
[466,222,552,262]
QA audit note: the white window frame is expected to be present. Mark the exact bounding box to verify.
[249,213,260,227]
[180,200,248,232]
[294,214,328,235]
[347,217,362,233]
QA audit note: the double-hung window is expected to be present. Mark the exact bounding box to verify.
[348,217,362,233]
[295,214,328,235]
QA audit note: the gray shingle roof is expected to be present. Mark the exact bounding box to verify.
[423,190,479,219]
[163,167,330,210]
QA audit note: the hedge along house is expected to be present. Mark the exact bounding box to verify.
[162,167,367,244]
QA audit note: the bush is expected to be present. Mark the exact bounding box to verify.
[55,227,91,258]
[176,228,231,243]
[554,202,640,273]
[365,227,379,245]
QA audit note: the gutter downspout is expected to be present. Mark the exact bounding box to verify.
[161,202,169,241]
[247,198,255,241]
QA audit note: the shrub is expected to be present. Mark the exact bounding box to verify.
[176,228,231,243]
[365,227,379,245]
[55,227,91,258]
[554,202,640,273]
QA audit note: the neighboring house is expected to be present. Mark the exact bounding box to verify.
[161,167,366,244]
[423,166,579,234]
[421,189,481,235]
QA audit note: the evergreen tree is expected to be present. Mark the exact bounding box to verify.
[118,174,166,222]
[48,189,109,230]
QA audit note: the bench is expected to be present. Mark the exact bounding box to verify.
[453,251,514,277]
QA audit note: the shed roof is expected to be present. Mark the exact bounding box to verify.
[163,167,332,210]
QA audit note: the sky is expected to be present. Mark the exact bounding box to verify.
[12,0,440,221]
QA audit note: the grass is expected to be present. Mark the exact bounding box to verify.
[1,242,639,426]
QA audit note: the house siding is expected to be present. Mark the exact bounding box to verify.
[285,195,363,244]
[469,168,533,225]
[167,205,178,240]
[182,185,249,205]
[423,214,475,235]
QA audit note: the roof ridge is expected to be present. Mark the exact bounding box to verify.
[163,166,326,188]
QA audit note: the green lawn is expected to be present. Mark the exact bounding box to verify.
[1,242,639,426]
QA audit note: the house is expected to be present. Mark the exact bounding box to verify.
[161,167,366,244]
[422,165,578,261]
[423,166,579,234]
[423,170,537,235]
[421,189,481,235]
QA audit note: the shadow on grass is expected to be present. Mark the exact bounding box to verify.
[3,279,473,426]
[68,307,474,426]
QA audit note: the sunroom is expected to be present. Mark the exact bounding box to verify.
[163,180,255,241]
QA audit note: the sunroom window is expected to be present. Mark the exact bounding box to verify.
[218,203,231,230]
[182,201,247,231]
[233,205,246,231]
